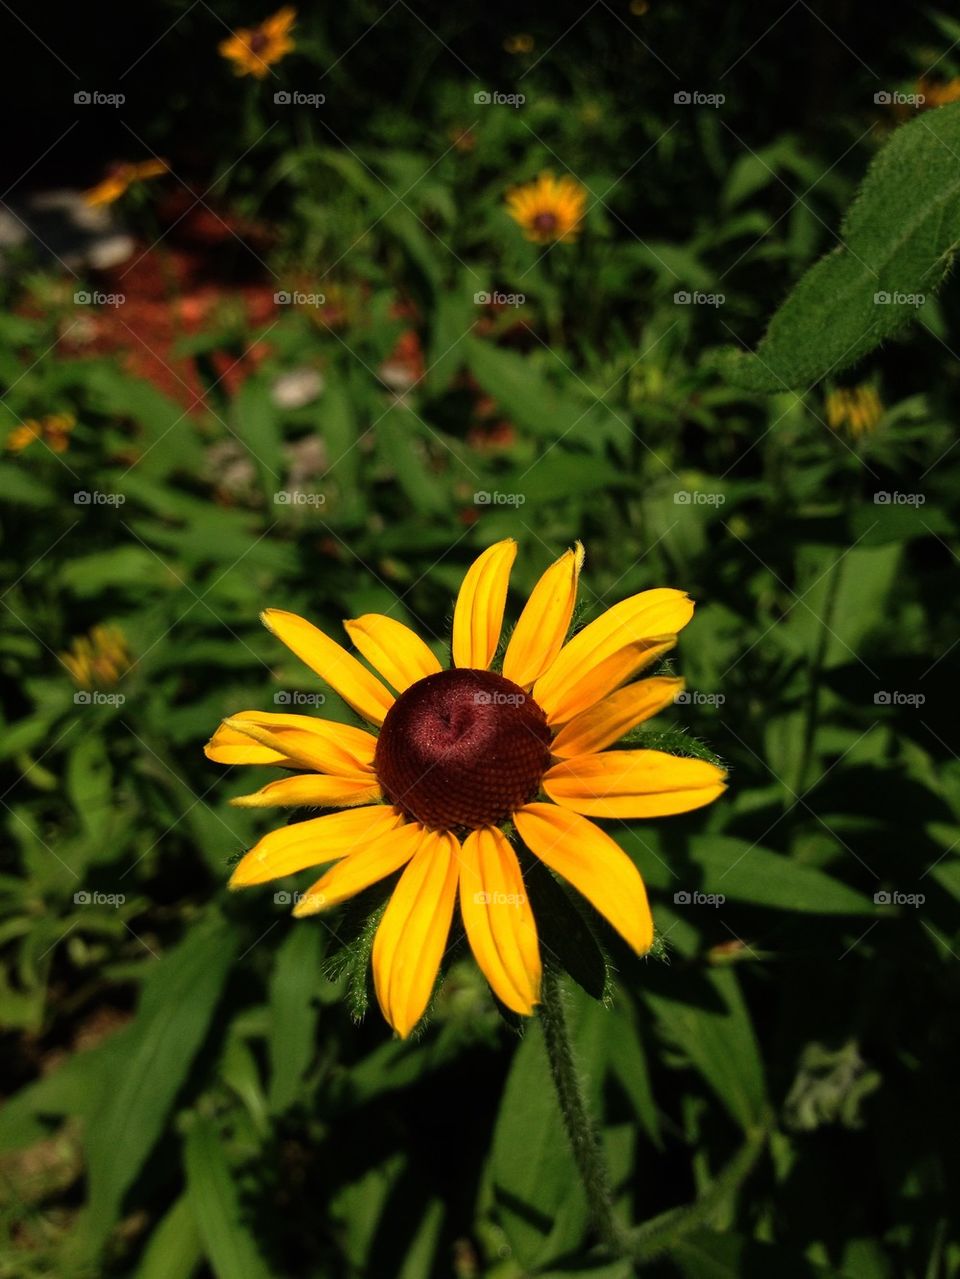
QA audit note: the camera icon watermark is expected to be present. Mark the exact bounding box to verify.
[74,90,125,107]
[473,491,526,506]
[73,889,125,906]
[674,690,725,707]
[74,690,126,706]
[873,889,924,907]
[873,690,925,707]
[674,89,724,107]
[273,89,325,107]
[673,889,726,907]
[274,290,326,307]
[674,490,725,506]
[274,490,326,506]
[473,890,526,907]
[873,491,925,506]
[74,490,126,506]
[673,290,725,307]
[474,690,525,707]
[474,89,525,108]
[74,290,125,308]
[874,90,924,107]
[273,690,326,707]
[873,290,925,307]
[474,290,526,307]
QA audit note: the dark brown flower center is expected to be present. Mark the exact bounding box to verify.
[247,30,270,53]
[532,211,559,235]
[374,669,551,830]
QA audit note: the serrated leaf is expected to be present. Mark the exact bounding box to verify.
[712,103,960,390]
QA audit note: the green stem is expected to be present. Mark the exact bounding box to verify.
[538,970,629,1258]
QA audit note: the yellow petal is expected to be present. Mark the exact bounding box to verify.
[533,589,694,716]
[216,712,377,773]
[537,636,677,725]
[293,820,425,917]
[372,830,460,1037]
[452,540,517,670]
[551,677,685,758]
[230,804,403,887]
[502,543,584,688]
[459,827,541,1014]
[261,609,394,724]
[343,614,442,693]
[205,717,288,766]
[514,803,653,953]
[230,773,381,808]
[543,750,727,818]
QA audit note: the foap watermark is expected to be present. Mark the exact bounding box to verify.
[674,90,725,108]
[474,90,525,108]
[473,891,527,908]
[274,290,326,307]
[74,690,126,706]
[274,890,310,906]
[874,90,925,107]
[474,290,526,307]
[674,490,725,506]
[474,691,525,707]
[74,890,126,907]
[474,490,525,506]
[74,90,125,107]
[75,290,125,308]
[274,490,326,507]
[74,490,126,506]
[274,690,326,707]
[274,89,326,107]
[674,290,725,307]
[873,690,925,707]
[874,290,925,307]
[874,491,925,506]
[874,889,925,907]
[674,890,726,907]
[675,690,725,707]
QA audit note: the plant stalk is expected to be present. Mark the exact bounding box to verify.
[538,970,630,1259]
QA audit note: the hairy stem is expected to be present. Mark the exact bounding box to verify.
[538,970,629,1258]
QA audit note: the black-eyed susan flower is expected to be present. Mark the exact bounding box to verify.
[825,384,883,440]
[62,624,131,689]
[219,7,296,78]
[83,160,168,208]
[505,172,587,244]
[6,413,75,453]
[206,541,726,1037]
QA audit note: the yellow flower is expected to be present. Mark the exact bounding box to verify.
[219,7,296,78]
[83,160,168,208]
[6,413,75,453]
[505,172,588,244]
[825,384,883,439]
[503,33,535,54]
[917,77,960,110]
[206,541,726,1038]
[62,624,131,690]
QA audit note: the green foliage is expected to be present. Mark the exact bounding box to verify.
[2,3,960,1277]
[713,103,960,391]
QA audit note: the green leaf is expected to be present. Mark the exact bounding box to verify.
[489,990,613,1269]
[712,103,960,390]
[622,832,874,914]
[644,969,767,1130]
[268,923,323,1112]
[77,914,238,1257]
[185,1117,272,1279]
[673,1230,851,1277]
[134,1194,203,1279]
